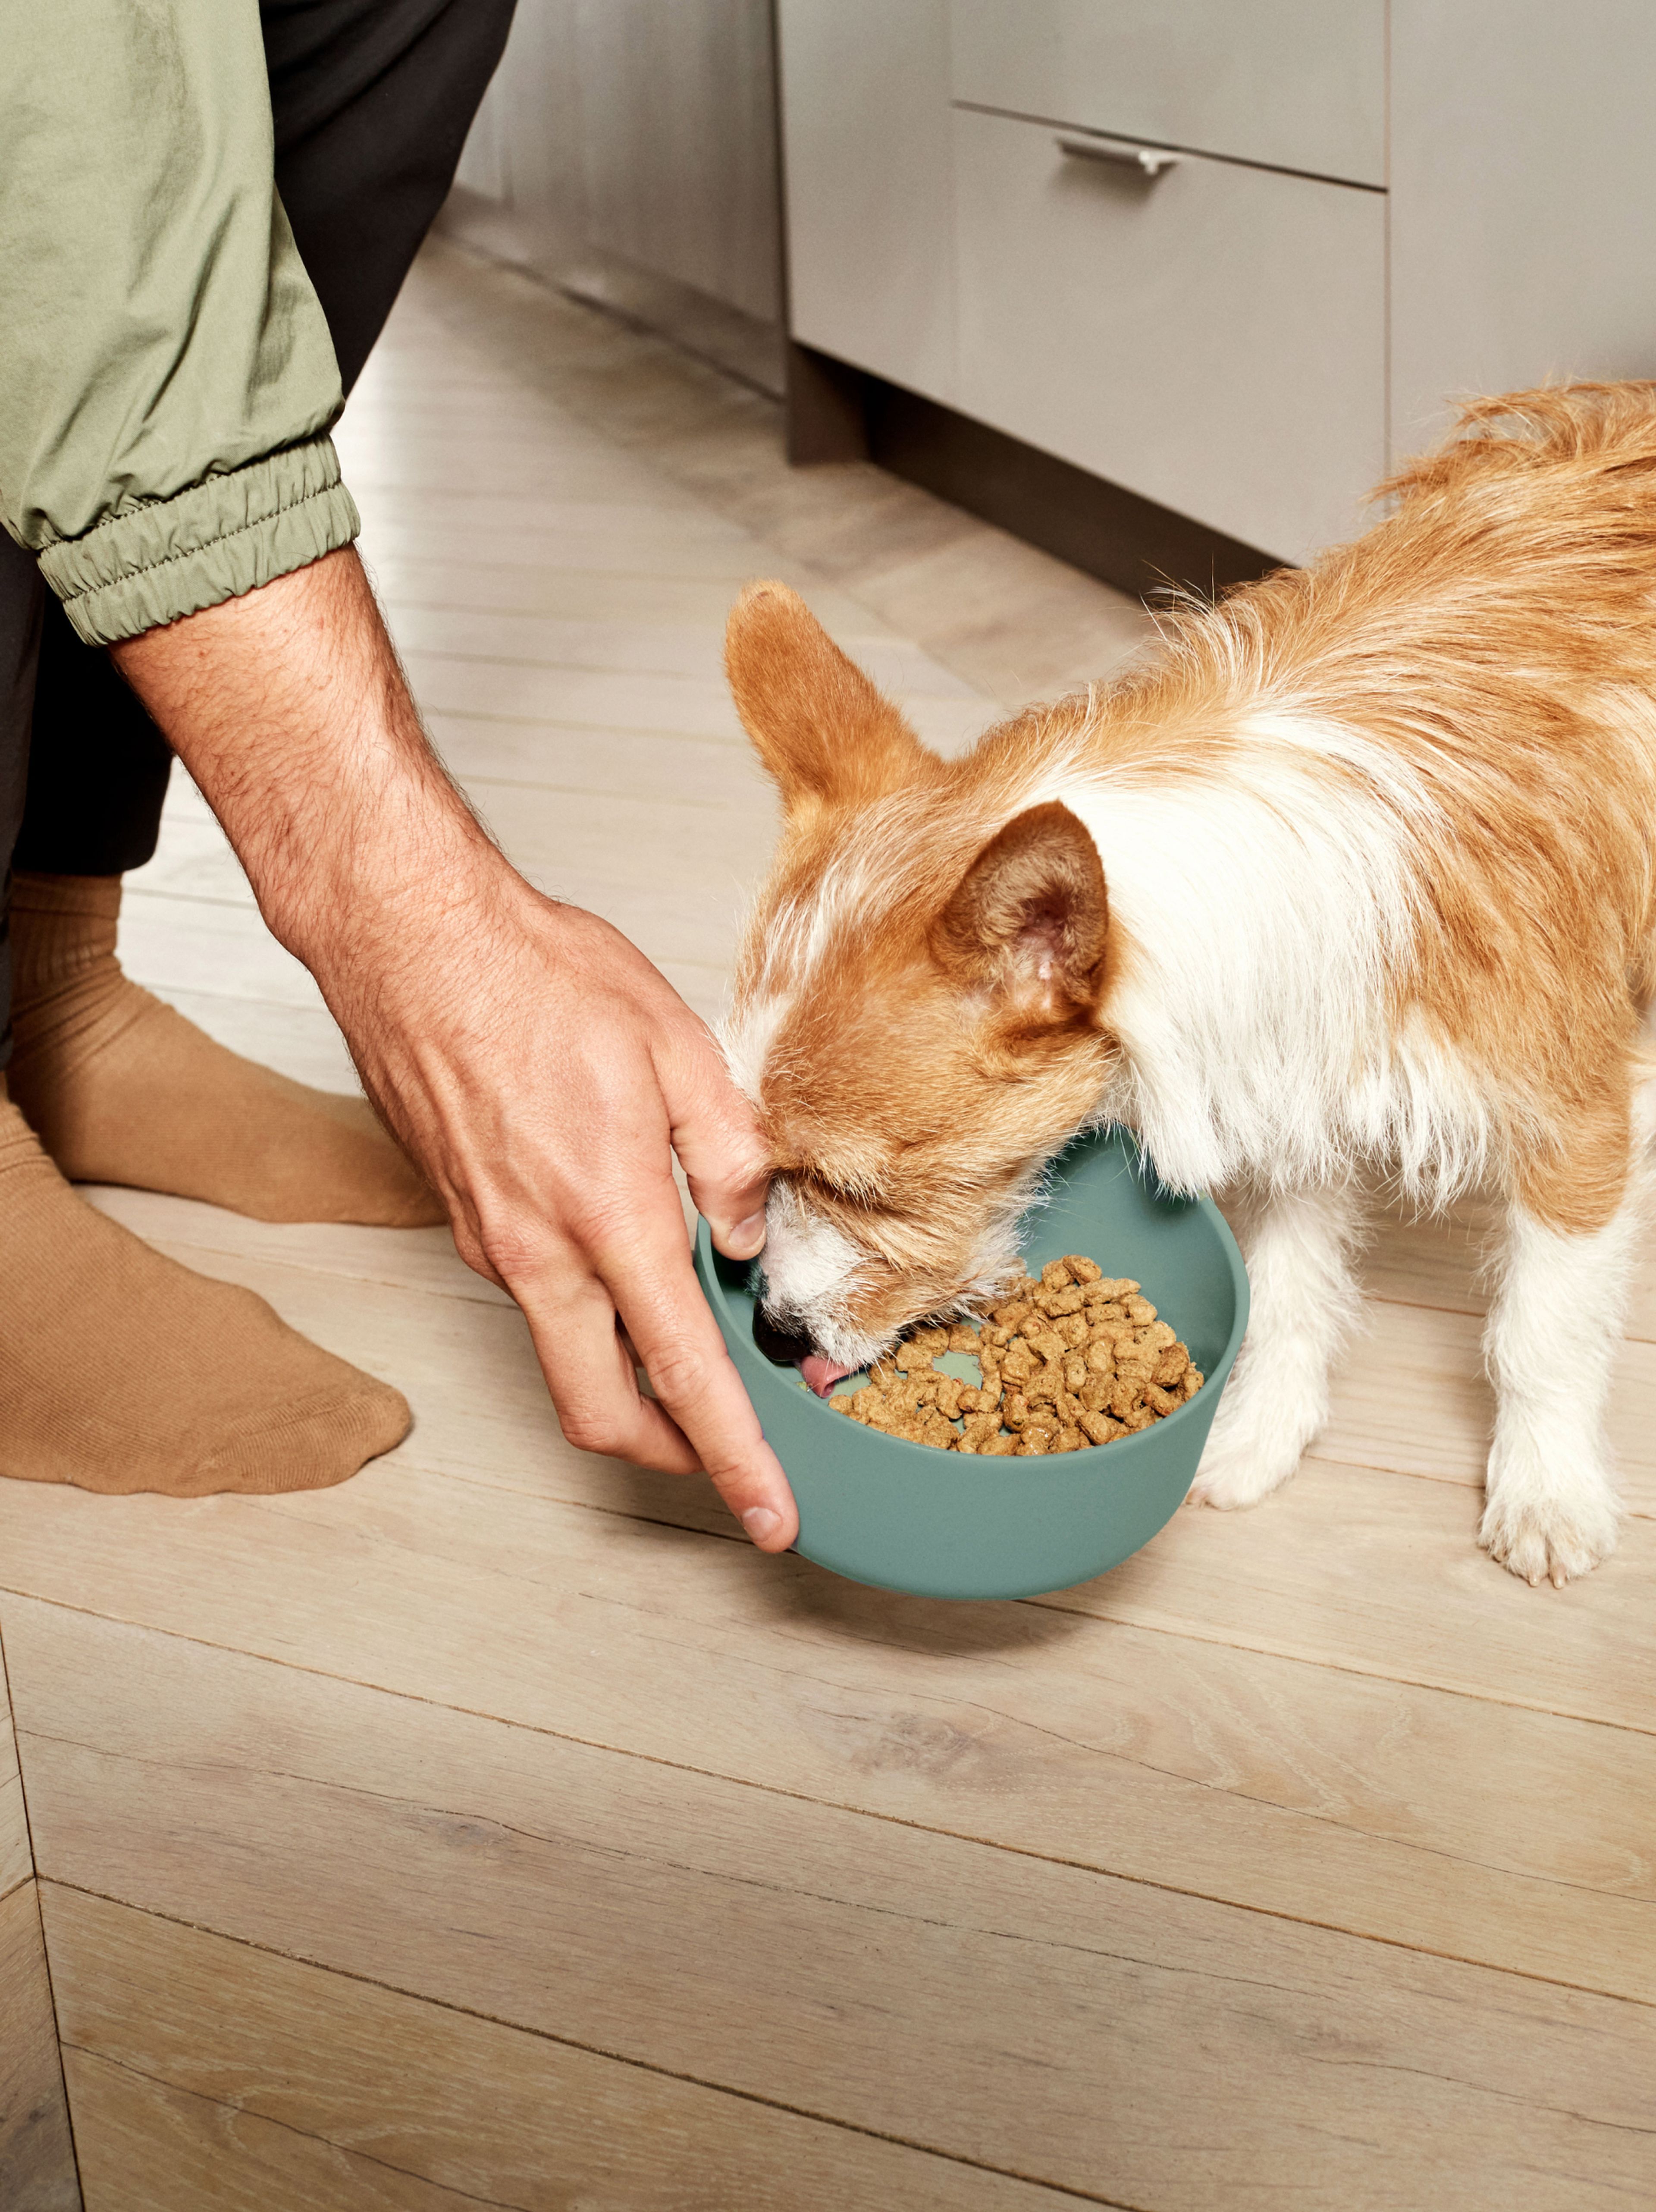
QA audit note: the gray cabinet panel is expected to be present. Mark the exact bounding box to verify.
[1390,0,1656,455]
[950,0,1385,189]
[778,0,957,402]
[953,107,1386,561]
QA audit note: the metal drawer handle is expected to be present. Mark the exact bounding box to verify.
[1056,133,1181,180]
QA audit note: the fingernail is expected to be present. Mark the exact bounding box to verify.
[730,1212,766,1253]
[741,1505,782,1545]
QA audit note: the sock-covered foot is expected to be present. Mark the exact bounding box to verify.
[0,1090,411,1496]
[6,873,444,1226]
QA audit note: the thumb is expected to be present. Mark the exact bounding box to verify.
[657,1017,771,1260]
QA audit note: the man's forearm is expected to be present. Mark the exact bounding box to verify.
[113,546,497,986]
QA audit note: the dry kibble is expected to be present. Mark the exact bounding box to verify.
[826,1254,1204,1456]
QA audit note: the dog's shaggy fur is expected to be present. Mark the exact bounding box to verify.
[722,383,1656,1585]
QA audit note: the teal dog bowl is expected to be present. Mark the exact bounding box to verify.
[695,1125,1249,1599]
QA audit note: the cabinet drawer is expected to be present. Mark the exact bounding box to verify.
[953,106,1384,561]
[778,0,956,403]
[950,0,1385,189]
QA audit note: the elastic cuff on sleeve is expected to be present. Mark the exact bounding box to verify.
[37,440,361,646]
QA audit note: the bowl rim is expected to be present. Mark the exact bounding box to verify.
[694,1128,1251,1476]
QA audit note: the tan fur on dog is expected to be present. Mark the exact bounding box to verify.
[721,387,1656,1583]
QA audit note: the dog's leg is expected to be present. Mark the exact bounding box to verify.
[1479,1190,1644,1588]
[1189,1181,1366,1511]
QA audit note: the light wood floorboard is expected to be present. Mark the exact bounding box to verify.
[12,1601,1656,2212]
[0,1885,81,2212]
[48,1889,1075,2212]
[1,1648,32,1905]
[2,238,1651,2206]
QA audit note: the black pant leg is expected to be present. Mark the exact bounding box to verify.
[264,0,519,393]
[10,600,175,876]
[0,534,45,1065]
[12,0,518,882]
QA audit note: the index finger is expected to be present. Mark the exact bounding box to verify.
[596,1192,799,1553]
[654,1017,771,1263]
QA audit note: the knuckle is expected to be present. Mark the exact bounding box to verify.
[557,1409,626,1458]
[643,1340,715,1406]
[474,1210,562,1288]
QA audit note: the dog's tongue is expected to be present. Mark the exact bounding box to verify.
[800,1354,855,1398]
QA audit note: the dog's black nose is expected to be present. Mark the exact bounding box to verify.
[753,1309,815,1366]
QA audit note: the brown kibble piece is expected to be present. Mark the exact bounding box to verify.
[821,1259,1202,1455]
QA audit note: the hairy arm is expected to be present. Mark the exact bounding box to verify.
[113,547,797,1549]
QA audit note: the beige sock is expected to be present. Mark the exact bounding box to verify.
[6,873,444,1226]
[0,1084,411,1496]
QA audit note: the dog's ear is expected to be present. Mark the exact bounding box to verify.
[725,581,927,810]
[933,803,1109,1021]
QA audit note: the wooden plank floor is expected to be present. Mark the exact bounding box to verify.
[2,238,1653,2210]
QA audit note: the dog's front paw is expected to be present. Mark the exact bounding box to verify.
[1479,1487,1621,1588]
[1187,1401,1303,1512]
[1480,1430,1622,1587]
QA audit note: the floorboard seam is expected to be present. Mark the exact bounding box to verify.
[11,1598,1653,2012]
[47,1886,1138,2210]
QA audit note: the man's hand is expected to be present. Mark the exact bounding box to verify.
[113,548,797,1550]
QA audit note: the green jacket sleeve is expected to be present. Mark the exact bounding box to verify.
[0,0,360,646]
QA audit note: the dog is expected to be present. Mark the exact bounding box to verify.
[720,383,1656,1587]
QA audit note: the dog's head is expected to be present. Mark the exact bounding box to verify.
[721,583,1120,1375]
